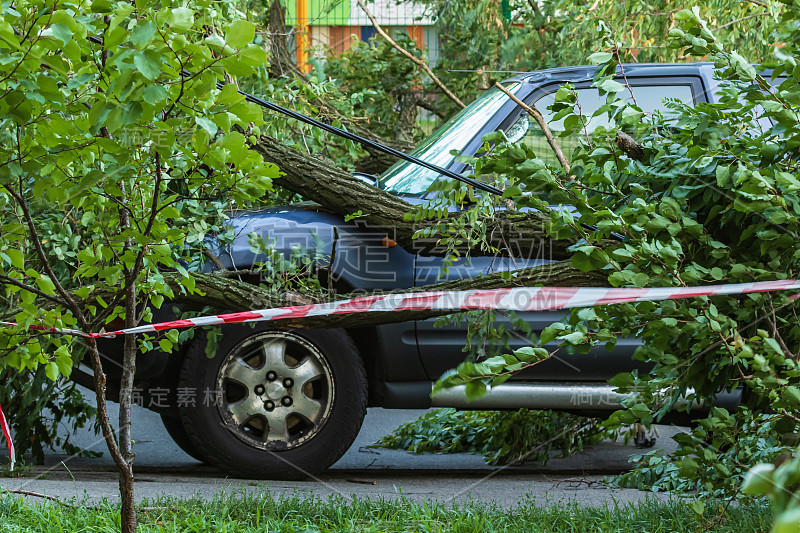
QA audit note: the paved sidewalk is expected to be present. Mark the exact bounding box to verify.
[19,398,683,474]
[2,470,669,508]
[0,392,683,508]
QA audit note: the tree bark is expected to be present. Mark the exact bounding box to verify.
[253,134,577,259]
[116,174,137,533]
[117,277,137,533]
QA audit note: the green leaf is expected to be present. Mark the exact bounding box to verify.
[225,20,255,49]
[35,275,56,295]
[228,101,263,124]
[77,247,96,265]
[195,116,218,136]
[49,23,73,45]
[773,508,800,533]
[783,386,800,407]
[571,251,594,272]
[491,374,512,387]
[561,331,586,345]
[730,51,756,81]
[54,346,73,377]
[465,380,487,400]
[151,243,172,257]
[219,131,246,161]
[709,267,724,280]
[620,106,644,125]
[765,337,786,357]
[130,20,156,48]
[142,85,167,105]
[629,403,651,420]
[598,79,624,94]
[45,361,59,381]
[204,33,226,51]
[91,0,113,13]
[540,324,562,345]
[169,8,195,32]
[133,50,162,81]
[689,501,704,516]
[240,43,268,64]
[5,248,23,269]
[119,102,142,127]
[514,346,549,362]
[588,52,613,64]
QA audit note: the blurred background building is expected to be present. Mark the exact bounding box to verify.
[285,0,438,71]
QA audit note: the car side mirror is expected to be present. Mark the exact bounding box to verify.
[352,172,378,186]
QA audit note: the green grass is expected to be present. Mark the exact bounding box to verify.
[0,491,773,532]
[0,462,34,478]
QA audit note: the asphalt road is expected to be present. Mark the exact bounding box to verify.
[0,387,686,507]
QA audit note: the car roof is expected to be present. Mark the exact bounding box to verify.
[503,62,716,85]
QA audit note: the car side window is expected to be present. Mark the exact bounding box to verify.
[505,84,695,165]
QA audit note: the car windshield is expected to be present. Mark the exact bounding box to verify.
[379,83,520,196]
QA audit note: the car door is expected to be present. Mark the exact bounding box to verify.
[415,75,709,382]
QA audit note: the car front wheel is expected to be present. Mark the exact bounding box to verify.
[177,326,367,479]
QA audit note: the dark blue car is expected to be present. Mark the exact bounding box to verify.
[88,63,740,479]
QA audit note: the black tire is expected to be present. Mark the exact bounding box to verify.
[177,326,367,480]
[159,413,207,462]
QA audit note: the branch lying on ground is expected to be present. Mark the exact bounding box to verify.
[1,489,102,511]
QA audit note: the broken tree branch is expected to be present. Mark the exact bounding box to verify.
[492,81,571,176]
[173,261,604,327]
[1,489,103,511]
[356,0,466,110]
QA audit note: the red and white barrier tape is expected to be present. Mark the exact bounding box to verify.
[2,278,799,472]
[0,403,14,472]
[3,279,798,339]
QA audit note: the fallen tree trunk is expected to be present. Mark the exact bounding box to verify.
[253,134,576,260]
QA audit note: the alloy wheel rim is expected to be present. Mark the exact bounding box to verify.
[216,332,334,451]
